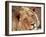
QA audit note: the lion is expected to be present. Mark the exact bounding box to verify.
[12,7,40,31]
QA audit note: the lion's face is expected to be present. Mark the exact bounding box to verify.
[12,7,40,31]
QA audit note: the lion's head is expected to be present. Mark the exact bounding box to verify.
[12,7,40,31]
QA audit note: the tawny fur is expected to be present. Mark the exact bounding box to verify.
[12,7,40,31]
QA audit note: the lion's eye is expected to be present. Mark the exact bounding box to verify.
[16,13,20,21]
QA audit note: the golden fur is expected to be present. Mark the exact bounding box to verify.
[12,7,40,31]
